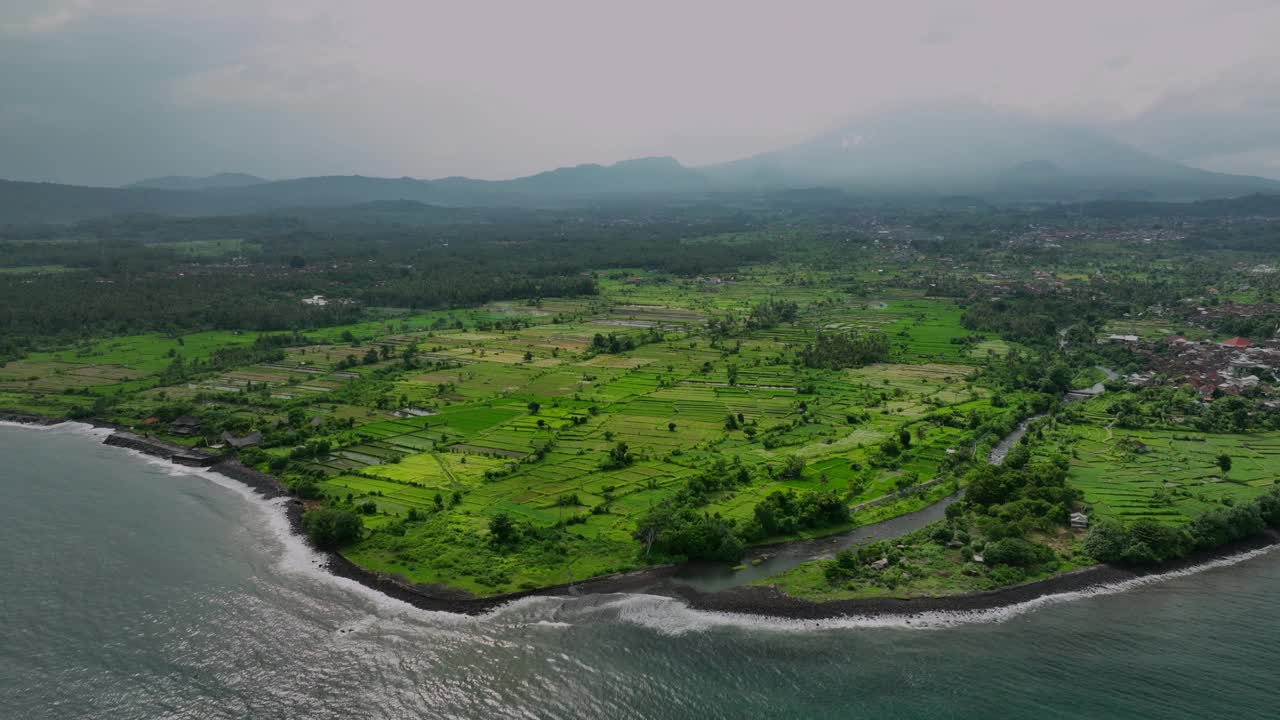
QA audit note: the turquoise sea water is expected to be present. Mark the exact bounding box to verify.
[2,422,1279,719]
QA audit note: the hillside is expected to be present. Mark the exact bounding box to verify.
[125,173,268,191]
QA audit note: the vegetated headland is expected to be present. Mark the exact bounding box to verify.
[5,191,1280,617]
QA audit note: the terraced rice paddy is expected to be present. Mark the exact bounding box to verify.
[1052,421,1280,524]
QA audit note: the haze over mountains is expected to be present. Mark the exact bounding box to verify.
[4,102,1277,224]
[124,173,268,191]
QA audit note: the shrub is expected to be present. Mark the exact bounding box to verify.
[302,508,363,550]
[988,565,1026,586]
[983,538,1053,568]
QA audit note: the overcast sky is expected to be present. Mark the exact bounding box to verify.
[3,0,1280,186]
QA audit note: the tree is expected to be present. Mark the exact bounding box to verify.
[488,513,518,546]
[780,455,805,480]
[898,428,912,449]
[727,364,739,386]
[1083,521,1127,563]
[668,422,677,432]
[604,441,632,469]
[983,538,1052,567]
[301,509,362,550]
[1217,453,1232,474]
[401,344,419,368]
[527,401,541,414]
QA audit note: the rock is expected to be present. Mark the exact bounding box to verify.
[972,553,985,564]
[871,558,889,571]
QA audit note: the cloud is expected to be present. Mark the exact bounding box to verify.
[921,28,952,46]
[0,0,94,36]
[2,0,1279,184]
[1117,58,1280,177]
[1103,56,1131,72]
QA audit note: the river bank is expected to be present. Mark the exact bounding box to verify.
[7,411,1275,622]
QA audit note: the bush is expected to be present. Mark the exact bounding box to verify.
[983,538,1053,568]
[290,478,322,500]
[1085,518,1191,565]
[988,565,1026,586]
[302,508,363,550]
[1083,521,1127,563]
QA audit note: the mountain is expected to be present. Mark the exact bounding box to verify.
[709,100,1280,200]
[125,172,268,191]
[4,103,1280,223]
[0,158,709,223]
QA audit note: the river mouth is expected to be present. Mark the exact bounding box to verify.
[673,370,1118,595]
[666,493,964,593]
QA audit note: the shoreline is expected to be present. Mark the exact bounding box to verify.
[671,530,1280,620]
[5,411,1277,621]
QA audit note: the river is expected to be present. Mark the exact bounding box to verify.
[3,422,1280,719]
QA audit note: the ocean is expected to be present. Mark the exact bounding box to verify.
[3,422,1278,719]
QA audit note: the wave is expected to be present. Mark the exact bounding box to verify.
[0,419,113,441]
[481,543,1280,634]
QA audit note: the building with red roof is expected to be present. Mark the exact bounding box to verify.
[1221,337,1253,349]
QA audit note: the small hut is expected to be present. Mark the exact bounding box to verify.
[170,415,202,436]
[222,431,263,450]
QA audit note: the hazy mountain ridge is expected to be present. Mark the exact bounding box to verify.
[5,103,1279,223]
[125,173,268,191]
[709,100,1279,200]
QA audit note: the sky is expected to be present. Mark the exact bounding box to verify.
[3,0,1280,186]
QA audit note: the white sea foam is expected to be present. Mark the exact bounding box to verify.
[480,542,1280,635]
[56,430,460,623]
[0,419,113,441]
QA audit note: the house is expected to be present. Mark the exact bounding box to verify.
[1221,337,1253,349]
[170,415,202,436]
[222,431,263,450]
[1070,512,1090,529]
